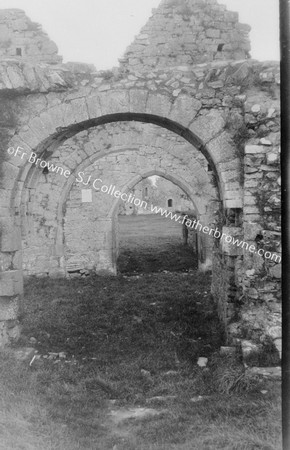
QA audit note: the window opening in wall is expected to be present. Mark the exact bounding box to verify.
[16,48,22,56]
[168,199,173,207]
[217,43,224,52]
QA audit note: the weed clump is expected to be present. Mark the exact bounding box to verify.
[207,352,260,394]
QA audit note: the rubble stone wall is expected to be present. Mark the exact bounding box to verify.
[0,9,62,64]
[120,0,251,72]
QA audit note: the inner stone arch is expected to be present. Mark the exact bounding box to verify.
[63,167,206,276]
[115,173,200,274]
[61,148,216,276]
[18,120,219,277]
[12,109,243,215]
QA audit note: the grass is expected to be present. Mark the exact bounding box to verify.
[1,271,281,450]
[0,215,282,449]
[117,214,197,273]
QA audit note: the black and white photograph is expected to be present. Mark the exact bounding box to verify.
[0,0,284,449]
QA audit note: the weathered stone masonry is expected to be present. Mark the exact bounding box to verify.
[0,0,281,361]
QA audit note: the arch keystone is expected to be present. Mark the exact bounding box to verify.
[129,89,149,113]
[86,93,103,119]
[98,90,130,115]
[146,92,172,117]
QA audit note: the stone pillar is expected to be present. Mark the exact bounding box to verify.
[197,214,214,272]
[211,226,243,339]
[0,215,23,346]
[96,218,117,275]
[236,142,282,359]
[198,232,213,272]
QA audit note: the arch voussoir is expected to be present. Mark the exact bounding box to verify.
[146,92,173,118]
[170,95,202,128]
[98,90,130,115]
[86,94,103,119]
[129,89,149,113]
[62,97,90,126]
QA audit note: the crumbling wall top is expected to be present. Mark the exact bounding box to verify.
[119,0,251,72]
[0,9,62,64]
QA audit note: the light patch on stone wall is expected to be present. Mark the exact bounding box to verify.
[81,189,93,203]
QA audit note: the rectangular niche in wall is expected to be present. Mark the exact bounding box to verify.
[81,189,92,203]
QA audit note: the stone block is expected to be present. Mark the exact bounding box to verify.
[127,89,148,113]
[43,104,68,130]
[63,97,90,126]
[224,198,243,209]
[37,110,60,136]
[244,180,259,188]
[170,95,201,127]
[0,253,13,271]
[260,138,272,146]
[29,116,50,141]
[207,80,224,89]
[6,66,26,89]
[12,251,22,270]
[243,206,260,215]
[1,162,21,189]
[266,152,279,164]
[207,132,238,164]
[146,92,172,118]
[224,190,243,200]
[220,169,239,183]
[245,145,267,154]
[269,264,281,279]
[267,326,282,340]
[0,295,19,320]
[98,90,130,115]
[0,218,21,251]
[0,271,23,296]
[0,321,9,347]
[243,195,256,206]
[244,223,262,241]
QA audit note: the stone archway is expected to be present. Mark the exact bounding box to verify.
[1,87,243,345]
[58,152,215,276]
[14,120,220,277]
[109,169,207,275]
[7,88,242,212]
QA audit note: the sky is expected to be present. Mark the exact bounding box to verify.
[0,0,280,69]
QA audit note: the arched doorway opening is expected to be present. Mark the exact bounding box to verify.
[116,175,199,274]
[16,118,220,278]
[4,107,242,344]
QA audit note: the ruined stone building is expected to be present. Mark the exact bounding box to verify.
[0,1,281,362]
[118,176,193,215]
